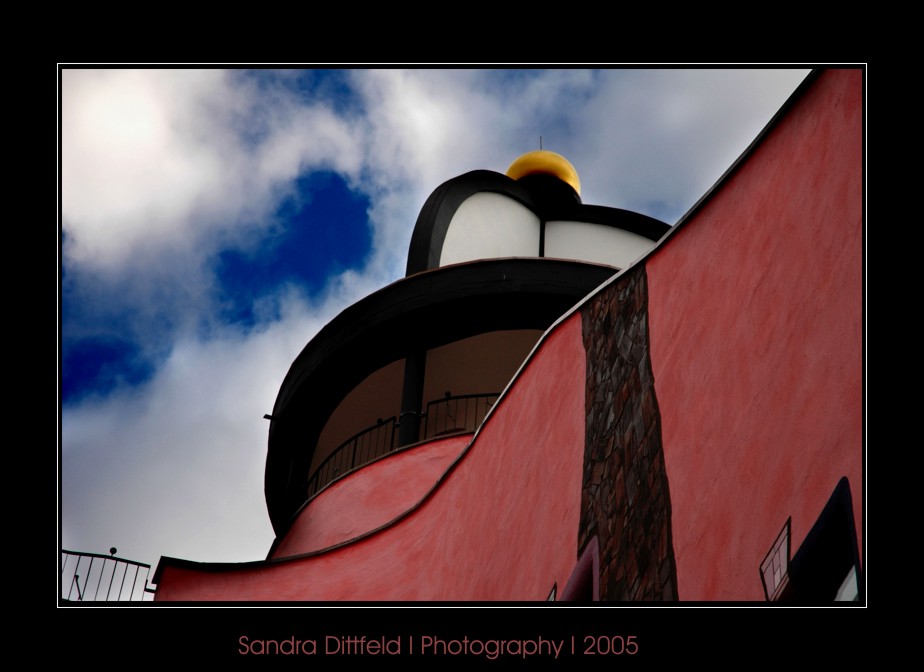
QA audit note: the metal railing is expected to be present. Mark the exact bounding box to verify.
[422,393,498,440]
[305,393,498,501]
[61,549,155,602]
[307,416,398,499]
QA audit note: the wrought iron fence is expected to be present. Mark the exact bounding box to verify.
[306,416,398,499]
[422,393,498,440]
[305,392,499,501]
[61,549,155,602]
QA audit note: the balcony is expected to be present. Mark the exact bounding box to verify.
[306,392,498,500]
[265,258,619,533]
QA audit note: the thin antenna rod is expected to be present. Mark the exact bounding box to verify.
[539,136,543,150]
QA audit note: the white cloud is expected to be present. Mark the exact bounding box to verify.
[61,270,392,569]
[62,69,364,274]
[62,290,335,566]
[573,69,810,220]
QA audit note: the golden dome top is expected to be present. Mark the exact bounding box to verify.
[505,150,581,196]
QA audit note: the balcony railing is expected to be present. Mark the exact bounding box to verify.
[422,393,498,440]
[306,392,498,501]
[61,549,155,602]
[307,416,398,500]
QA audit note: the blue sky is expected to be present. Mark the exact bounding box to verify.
[60,67,810,574]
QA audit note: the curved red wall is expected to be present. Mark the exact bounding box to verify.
[271,435,469,558]
[156,314,586,600]
[646,69,863,600]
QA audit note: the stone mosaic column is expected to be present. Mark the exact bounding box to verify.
[580,267,678,601]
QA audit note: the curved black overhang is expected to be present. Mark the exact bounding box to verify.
[265,258,616,534]
[405,170,670,277]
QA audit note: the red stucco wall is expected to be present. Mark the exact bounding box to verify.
[156,313,586,600]
[646,69,863,600]
[271,435,469,558]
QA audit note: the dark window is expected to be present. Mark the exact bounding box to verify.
[761,477,861,603]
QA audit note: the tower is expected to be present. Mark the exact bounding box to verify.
[263,150,668,541]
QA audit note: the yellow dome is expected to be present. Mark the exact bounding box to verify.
[505,150,581,196]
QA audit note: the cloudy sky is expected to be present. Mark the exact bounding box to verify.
[59,67,811,577]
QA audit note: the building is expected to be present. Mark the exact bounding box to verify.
[152,68,863,602]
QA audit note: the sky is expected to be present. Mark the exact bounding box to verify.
[59,67,811,578]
